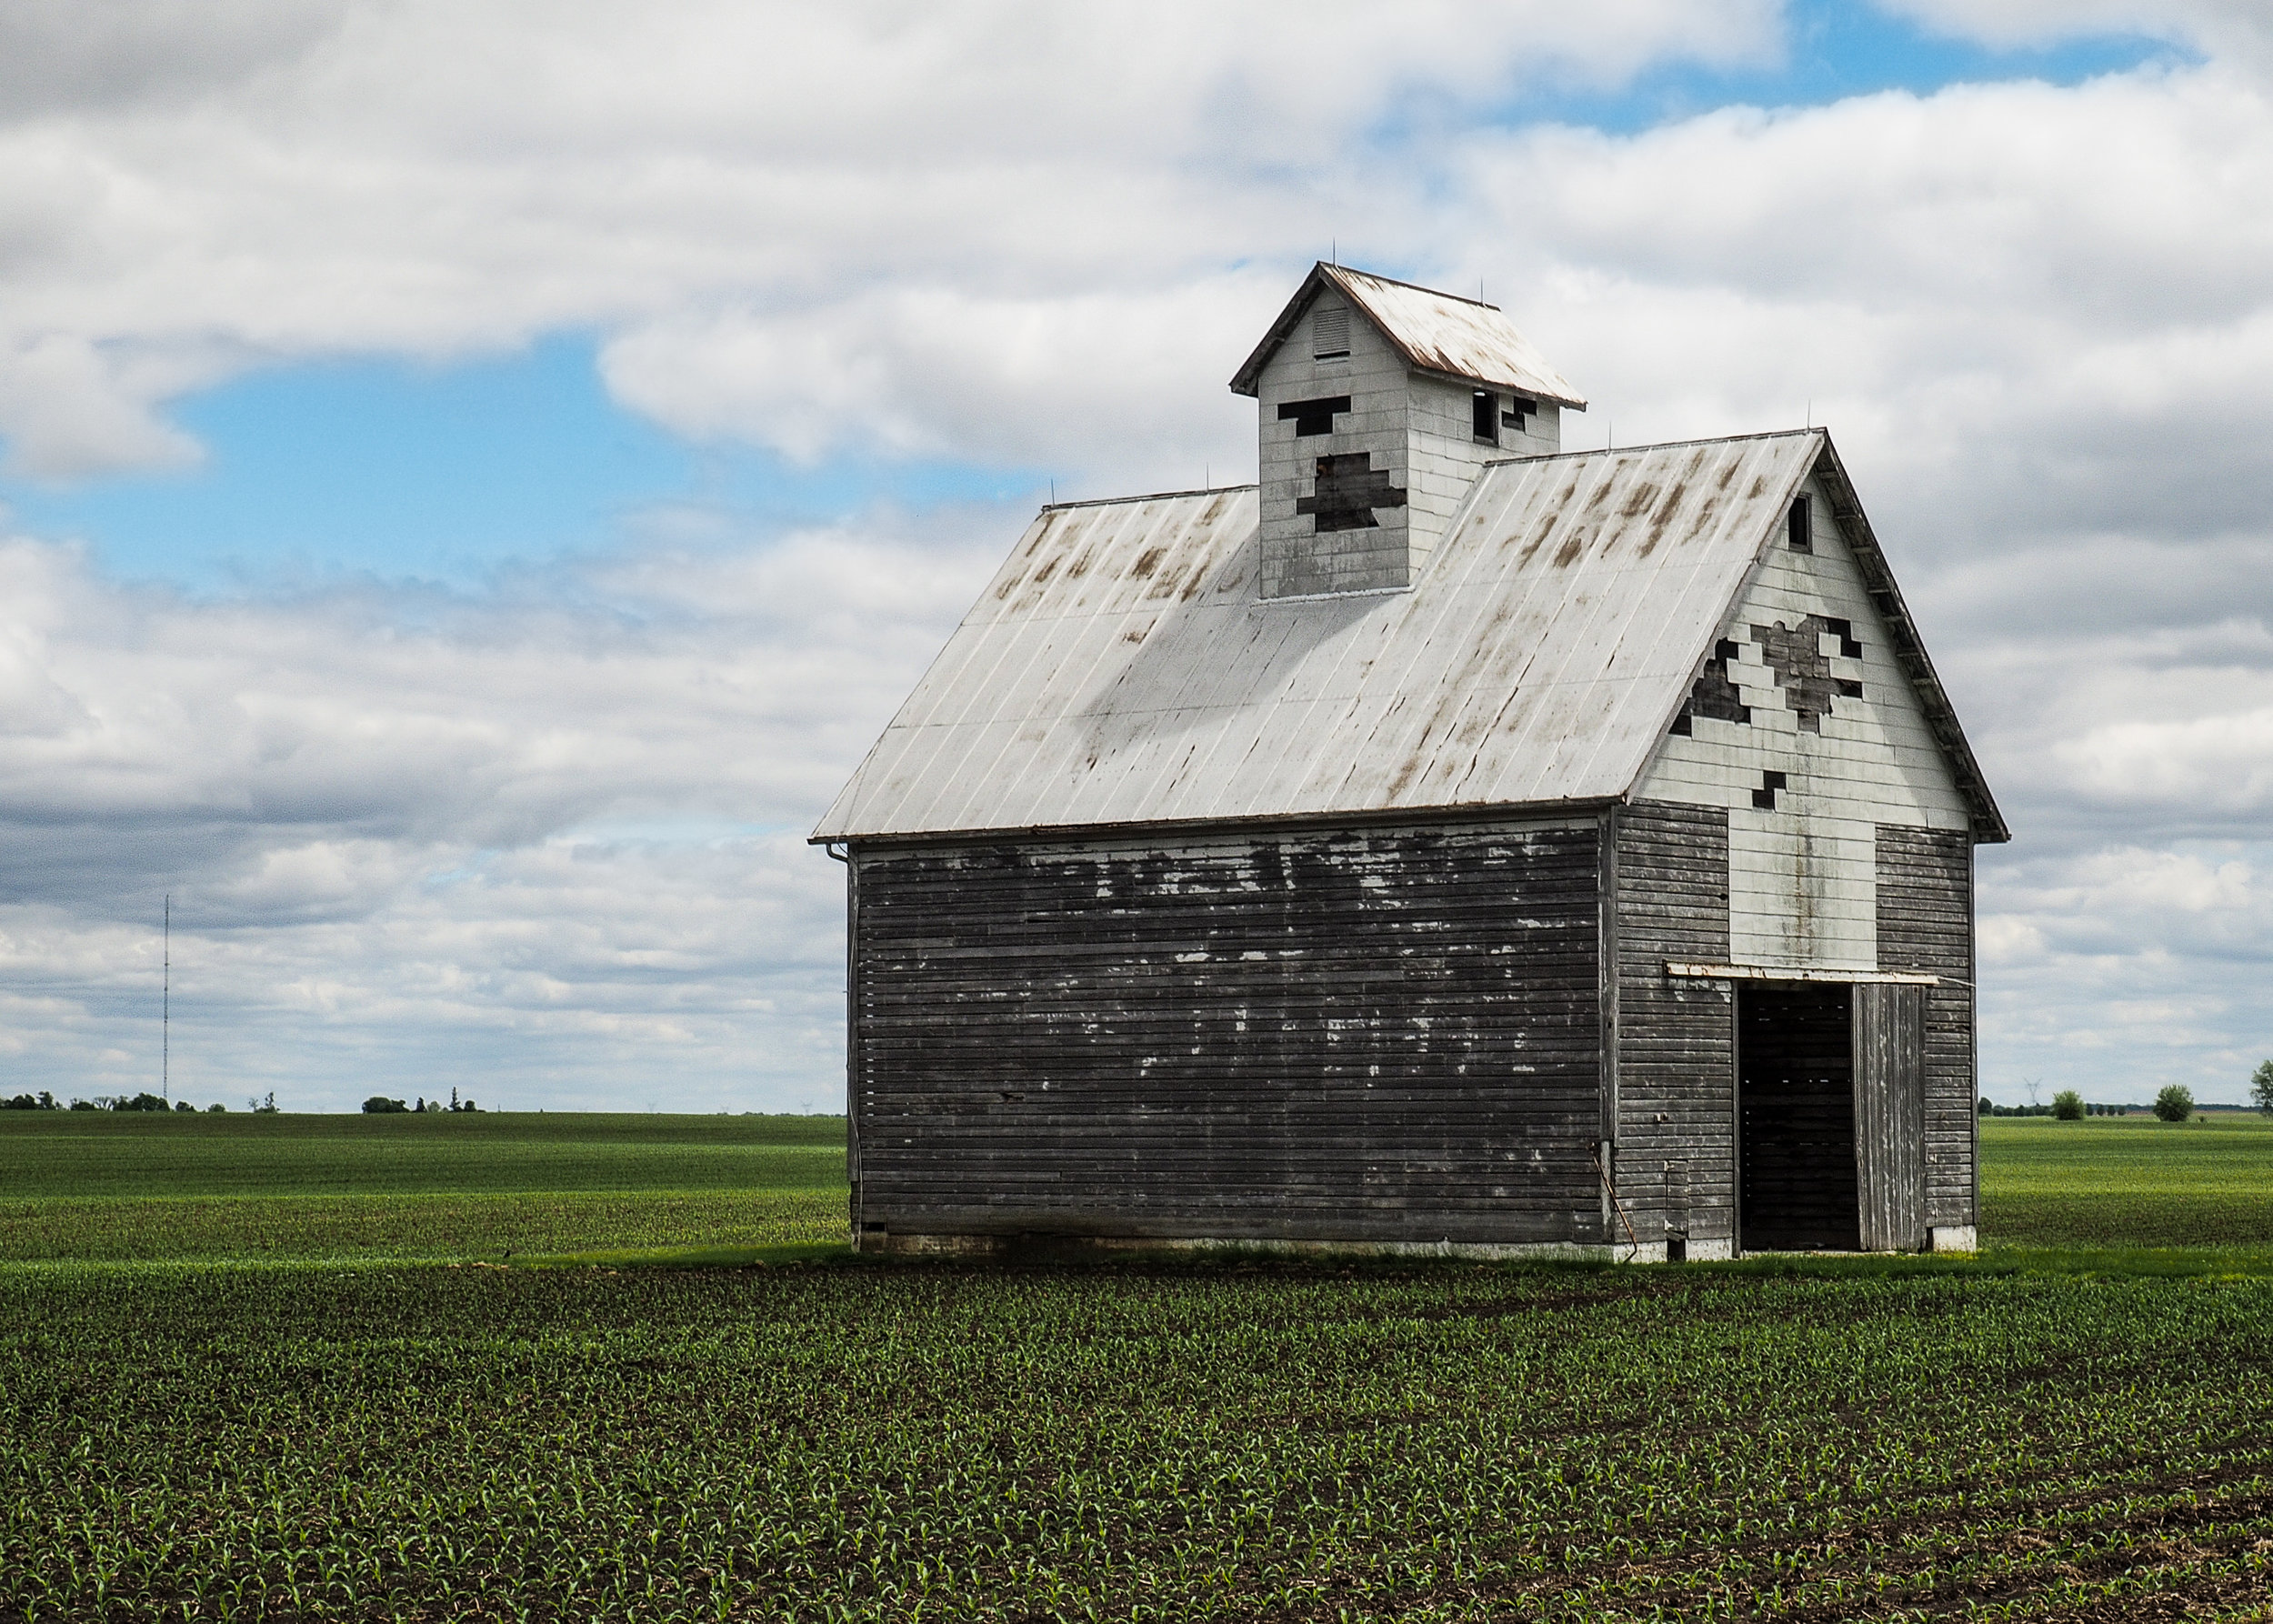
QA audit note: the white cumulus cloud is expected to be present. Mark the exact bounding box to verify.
[2,2,2273,1105]
[0,512,1001,1108]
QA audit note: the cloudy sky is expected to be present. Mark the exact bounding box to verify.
[3,0,2269,1111]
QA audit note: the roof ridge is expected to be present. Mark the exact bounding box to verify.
[1482,426,1820,466]
[1040,483,1258,513]
[1044,433,1821,513]
[1324,262,1498,312]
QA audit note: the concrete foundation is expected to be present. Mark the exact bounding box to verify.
[858,1231,1745,1264]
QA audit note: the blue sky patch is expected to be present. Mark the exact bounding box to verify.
[0,1,2189,593]
[1513,1,2184,134]
[2,336,1043,590]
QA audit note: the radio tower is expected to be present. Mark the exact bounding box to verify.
[162,895,170,1104]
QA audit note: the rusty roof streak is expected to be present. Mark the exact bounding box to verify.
[1229,263,1587,408]
[813,431,2004,843]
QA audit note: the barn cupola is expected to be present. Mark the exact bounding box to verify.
[1230,263,1587,598]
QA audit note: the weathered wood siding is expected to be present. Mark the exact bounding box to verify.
[849,818,1607,1246]
[1853,981,1928,1250]
[1612,802,1736,1247]
[1875,826,1977,1227]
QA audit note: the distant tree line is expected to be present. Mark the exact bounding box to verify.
[4,1091,231,1113]
[1978,1082,2247,1123]
[4,1086,490,1115]
[1979,1096,2129,1118]
[363,1088,478,1114]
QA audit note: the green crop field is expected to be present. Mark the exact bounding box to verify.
[0,1109,845,1198]
[4,1110,2272,1619]
[0,1111,847,1261]
[1982,1112,2273,1249]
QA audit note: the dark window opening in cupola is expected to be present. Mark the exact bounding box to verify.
[1297,453,1407,533]
[1472,390,1498,445]
[1788,495,1813,552]
[1277,396,1352,437]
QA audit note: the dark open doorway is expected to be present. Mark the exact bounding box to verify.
[1737,983,1859,1252]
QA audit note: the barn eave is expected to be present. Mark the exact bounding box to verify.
[807,793,1623,849]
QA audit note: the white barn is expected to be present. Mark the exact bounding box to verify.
[816,263,2006,1259]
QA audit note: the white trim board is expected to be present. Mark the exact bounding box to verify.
[1664,961,1938,987]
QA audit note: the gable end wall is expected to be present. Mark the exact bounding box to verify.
[1606,807,1976,1247]
[1635,466,1971,974]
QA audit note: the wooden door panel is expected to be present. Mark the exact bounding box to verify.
[1853,983,1927,1251]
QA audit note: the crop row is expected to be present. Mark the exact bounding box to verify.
[0,1130,846,1201]
[4,1259,2271,1620]
[0,1188,846,1263]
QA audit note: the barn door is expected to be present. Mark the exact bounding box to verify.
[1737,984,1858,1252]
[1852,983,1927,1251]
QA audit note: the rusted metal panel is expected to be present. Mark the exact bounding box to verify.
[817,432,1828,841]
[1230,262,1587,407]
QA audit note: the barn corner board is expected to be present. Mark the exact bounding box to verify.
[815,261,2003,1260]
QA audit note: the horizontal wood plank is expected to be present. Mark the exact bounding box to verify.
[854,820,1608,1244]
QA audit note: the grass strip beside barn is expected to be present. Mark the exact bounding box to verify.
[1982,1114,2273,1249]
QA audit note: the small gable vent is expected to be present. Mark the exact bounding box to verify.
[1312,305,1350,360]
[1787,495,1812,553]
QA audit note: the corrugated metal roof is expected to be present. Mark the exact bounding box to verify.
[817,433,1833,842]
[1230,263,1587,407]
